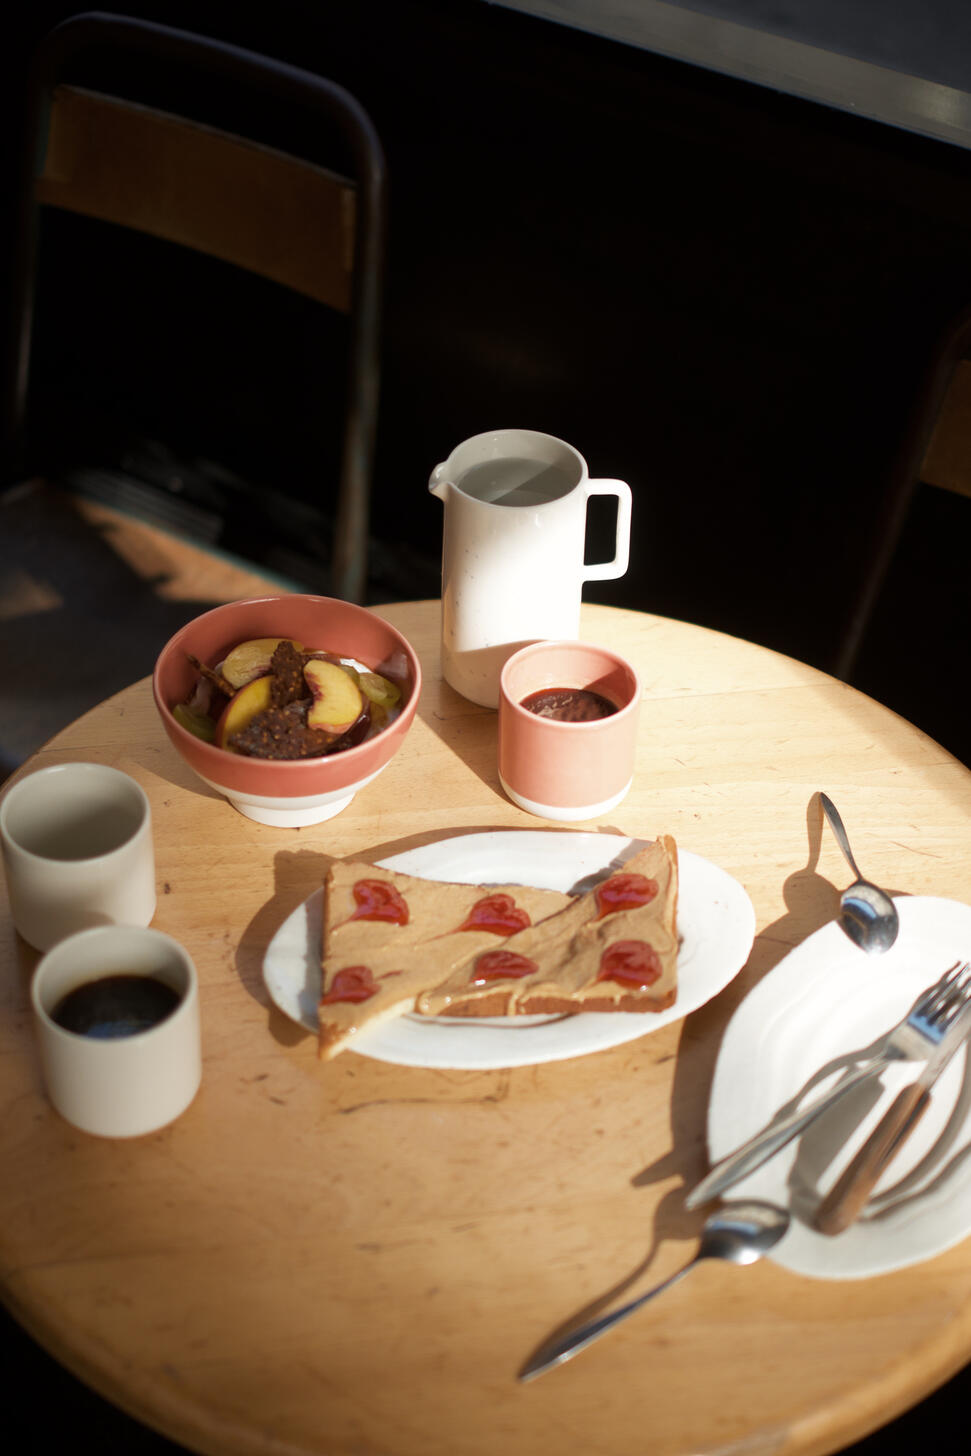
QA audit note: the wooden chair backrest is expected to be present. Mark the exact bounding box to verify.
[36,85,355,313]
[921,359,971,501]
[834,304,971,678]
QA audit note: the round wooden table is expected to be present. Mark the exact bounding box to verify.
[2,599,971,1456]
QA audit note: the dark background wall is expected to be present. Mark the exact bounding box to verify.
[5,0,971,763]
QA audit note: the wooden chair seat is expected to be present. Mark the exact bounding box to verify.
[0,481,290,778]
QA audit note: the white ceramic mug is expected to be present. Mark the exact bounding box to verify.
[429,429,632,707]
[0,762,156,951]
[31,925,201,1138]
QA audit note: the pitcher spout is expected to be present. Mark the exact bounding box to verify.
[428,464,451,502]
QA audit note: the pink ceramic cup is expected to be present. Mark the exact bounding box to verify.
[497,640,641,820]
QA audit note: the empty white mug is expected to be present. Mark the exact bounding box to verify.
[429,429,632,708]
[0,762,156,951]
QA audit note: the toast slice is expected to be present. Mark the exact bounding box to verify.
[414,837,679,1018]
[318,860,573,1058]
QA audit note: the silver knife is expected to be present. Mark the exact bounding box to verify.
[812,998,971,1235]
[684,1057,884,1211]
[686,962,967,1211]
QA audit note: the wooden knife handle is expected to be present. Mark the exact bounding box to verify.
[813,1083,930,1236]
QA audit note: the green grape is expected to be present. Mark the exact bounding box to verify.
[173,703,216,742]
[358,672,401,709]
[368,703,389,735]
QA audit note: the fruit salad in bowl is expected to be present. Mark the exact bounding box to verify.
[153,596,421,826]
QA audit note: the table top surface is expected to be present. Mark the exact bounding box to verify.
[2,597,971,1456]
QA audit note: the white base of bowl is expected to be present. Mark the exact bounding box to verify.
[498,773,632,822]
[230,792,357,827]
[197,769,380,828]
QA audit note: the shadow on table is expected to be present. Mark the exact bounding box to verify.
[233,846,337,1046]
[659,792,915,1196]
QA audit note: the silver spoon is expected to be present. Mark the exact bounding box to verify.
[819,793,899,954]
[518,1201,790,1382]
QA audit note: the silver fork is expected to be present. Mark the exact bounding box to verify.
[686,960,971,1209]
[813,962,971,1233]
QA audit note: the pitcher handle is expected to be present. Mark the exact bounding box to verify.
[582,479,631,581]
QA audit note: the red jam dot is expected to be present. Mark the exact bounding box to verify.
[596,940,662,989]
[470,949,539,986]
[321,966,379,1004]
[456,894,531,937]
[594,873,658,920]
[347,879,409,925]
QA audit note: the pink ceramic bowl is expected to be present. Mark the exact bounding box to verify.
[498,640,640,820]
[153,596,421,827]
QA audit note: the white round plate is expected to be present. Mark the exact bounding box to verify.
[263,830,755,1069]
[707,896,971,1279]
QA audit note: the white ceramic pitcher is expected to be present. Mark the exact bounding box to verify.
[429,429,632,707]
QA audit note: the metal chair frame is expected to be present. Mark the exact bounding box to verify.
[6,10,388,603]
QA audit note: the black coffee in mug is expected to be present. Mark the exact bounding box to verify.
[51,974,180,1039]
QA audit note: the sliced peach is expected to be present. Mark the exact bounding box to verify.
[304,659,364,733]
[221,637,303,689]
[216,674,273,748]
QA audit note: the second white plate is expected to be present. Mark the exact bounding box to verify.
[263,830,755,1069]
[706,896,971,1279]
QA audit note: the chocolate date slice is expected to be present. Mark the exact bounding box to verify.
[520,687,618,722]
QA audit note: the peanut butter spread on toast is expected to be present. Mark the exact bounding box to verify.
[415,837,678,1017]
[318,862,572,1058]
[317,837,679,1057]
